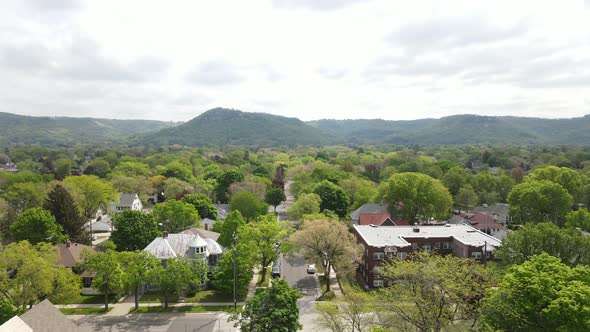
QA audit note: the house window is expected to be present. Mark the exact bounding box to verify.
[412,243,418,250]
[434,242,441,249]
[83,277,93,288]
[443,242,452,249]
[472,252,482,259]
[423,244,431,251]
[373,266,382,275]
[373,279,384,287]
[373,252,385,260]
[397,252,407,260]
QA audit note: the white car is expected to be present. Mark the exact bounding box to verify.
[306,264,317,274]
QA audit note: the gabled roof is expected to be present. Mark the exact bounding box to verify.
[359,213,391,226]
[118,193,138,207]
[19,299,85,332]
[350,203,389,220]
[214,204,229,220]
[182,227,221,242]
[473,203,510,216]
[55,243,94,268]
[144,233,224,260]
[0,316,32,332]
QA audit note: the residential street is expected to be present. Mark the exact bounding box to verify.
[281,253,323,332]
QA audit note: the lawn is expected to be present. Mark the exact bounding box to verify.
[56,294,119,305]
[256,268,272,287]
[183,289,247,303]
[139,292,178,304]
[129,305,236,314]
[60,307,113,315]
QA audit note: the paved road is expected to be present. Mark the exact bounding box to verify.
[72,312,236,332]
[281,253,323,332]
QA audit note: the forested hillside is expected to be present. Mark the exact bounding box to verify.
[0,112,174,147]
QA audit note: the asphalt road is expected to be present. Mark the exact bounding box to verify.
[72,312,236,332]
[281,253,323,332]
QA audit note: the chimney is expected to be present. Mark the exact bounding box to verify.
[412,227,420,233]
[163,231,168,238]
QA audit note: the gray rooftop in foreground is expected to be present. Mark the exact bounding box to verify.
[354,224,502,248]
[19,299,85,332]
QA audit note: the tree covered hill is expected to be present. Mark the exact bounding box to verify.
[0,112,174,147]
[139,108,334,147]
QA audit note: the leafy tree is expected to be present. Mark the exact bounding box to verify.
[152,199,199,233]
[442,166,470,196]
[112,161,151,177]
[495,222,590,267]
[526,165,584,202]
[290,219,361,292]
[215,169,244,203]
[64,175,117,219]
[212,245,255,293]
[238,216,291,283]
[287,193,321,220]
[316,290,376,332]
[0,241,79,310]
[181,193,218,220]
[229,191,268,222]
[53,158,72,179]
[265,187,286,212]
[81,247,126,311]
[84,158,112,178]
[482,253,590,332]
[10,208,66,244]
[235,278,302,332]
[313,180,350,218]
[507,180,573,225]
[380,172,452,224]
[455,184,478,212]
[379,252,493,332]
[43,184,87,244]
[119,251,159,310]
[0,298,21,325]
[150,257,194,309]
[217,210,246,248]
[111,210,160,251]
[163,177,194,200]
[2,182,46,214]
[159,160,195,183]
[565,208,590,232]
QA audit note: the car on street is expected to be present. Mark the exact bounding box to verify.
[271,257,281,278]
[306,264,316,274]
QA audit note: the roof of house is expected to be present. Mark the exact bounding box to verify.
[182,227,221,241]
[448,212,506,229]
[350,203,389,220]
[353,224,502,249]
[214,204,229,220]
[473,203,510,216]
[0,316,32,332]
[144,233,224,260]
[359,213,391,226]
[19,299,85,332]
[55,243,93,268]
[118,193,138,207]
[91,220,112,232]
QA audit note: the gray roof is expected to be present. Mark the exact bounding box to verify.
[118,193,138,207]
[350,203,389,220]
[473,203,510,216]
[214,204,229,220]
[182,227,221,242]
[144,233,223,260]
[19,299,85,332]
[0,316,32,332]
[354,224,502,248]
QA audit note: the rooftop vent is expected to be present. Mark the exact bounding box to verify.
[412,227,420,233]
[369,224,378,228]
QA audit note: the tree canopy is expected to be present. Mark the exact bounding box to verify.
[229,191,268,222]
[152,199,199,233]
[507,180,573,225]
[43,184,87,244]
[10,208,66,244]
[111,210,160,251]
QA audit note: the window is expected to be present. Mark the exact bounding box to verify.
[412,243,418,250]
[434,242,441,249]
[397,252,408,260]
[423,244,431,251]
[373,279,384,287]
[472,252,482,259]
[373,252,385,260]
[373,266,382,275]
[83,277,93,288]
[443,242,452,249]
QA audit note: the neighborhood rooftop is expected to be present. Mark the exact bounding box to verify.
[354,224,502,248]
[144,233,223,260]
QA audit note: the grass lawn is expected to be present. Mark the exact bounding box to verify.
[139,292,178,304]
[317,273,335,301]
[256,268,272,287]
[60,307,112,315]
[129,305,236,314]
[57,294,119,305]
[183,289,247,303]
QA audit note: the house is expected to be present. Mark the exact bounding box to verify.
[213,204,229,220]
[448,211,509,240]
[55,242,96,295]
[182,227,221,242]
[353,224,501,288]
[112,193,143,212]
[350,203,390,225]
[200,218,216,231]
[472,203,511,224]
[144,232,224,267]
[0,299,87,332]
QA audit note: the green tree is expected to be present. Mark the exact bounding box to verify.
[379,252,493,332]
[53,158,72,180]
[2,182,46,214]
[442,166,470,196]
[160,160,195,183]
[229,191,268,222]
[81,247,126,311]
[316,290,376,332]
[212,245,255,293]
[565,208,590,232]
[482,253,590,332]
[112,161,151,177]
[313,180,350,219]
[238,216,291,283]
[507,180,573,225]
[380,172,452,224]
[455,184,479,212]
[265,187,286,212]
[111,210,160,251]
[236,278,302,332]
[10,208,66,244]
[217,210,246,248]
[84,158,112,178]
[290,219,361,292]
[526,165,584,202]
[495,222,590,267]
[43,184,88,244]
[215,169,244,203]
[150,257,195,309]
[181,193,218,220]
[119,250,159,310]
[152,199,199,233]
[64,175,117,219]
[0,298,21,325]
[287,193,321,220]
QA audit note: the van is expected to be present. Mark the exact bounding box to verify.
[271,258,281,278]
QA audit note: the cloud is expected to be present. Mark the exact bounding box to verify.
[23,0,82,11]
[272,0,367,11]
[186,60,244,86]
[317,66,348,79]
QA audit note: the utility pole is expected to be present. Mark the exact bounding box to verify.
[233,233,238,311]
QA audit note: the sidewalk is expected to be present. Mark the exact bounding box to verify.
[327,265,343,298]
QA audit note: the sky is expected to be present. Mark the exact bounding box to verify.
[1,0,589,122]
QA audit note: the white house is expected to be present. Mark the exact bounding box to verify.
[144,232,224,267]
[112,193,143,212]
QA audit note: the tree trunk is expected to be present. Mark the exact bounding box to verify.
[325,262,331,292]
[164,295,168,309]
[134,285,139,310]
[260,265,267,283]
[104,291,109,311]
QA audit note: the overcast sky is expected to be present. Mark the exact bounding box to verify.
[1,0,589,122]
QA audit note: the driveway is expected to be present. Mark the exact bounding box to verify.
[281,253,323,332]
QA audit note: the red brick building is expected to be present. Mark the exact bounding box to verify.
[353,224,502,288]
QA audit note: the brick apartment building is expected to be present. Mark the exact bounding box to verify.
[353,224,502,288]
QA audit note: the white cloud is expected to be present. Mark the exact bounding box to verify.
[0,0,589,122]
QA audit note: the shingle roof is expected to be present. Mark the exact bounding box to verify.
[473,203,510,216]
[19,299,85,332]
[182,227,221,242]
[55,243,94,268]
[0,316,32,332]
[354,224,502,248]
[214,204,229,220]
[350,203,389,220]
[118,193,138,207]
[144,233,224,259]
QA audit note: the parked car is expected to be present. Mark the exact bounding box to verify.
[306,264,316,274]
[271,258,281,278]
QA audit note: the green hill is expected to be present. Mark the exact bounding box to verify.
[0,112,174,147]
[140,108,334,147]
